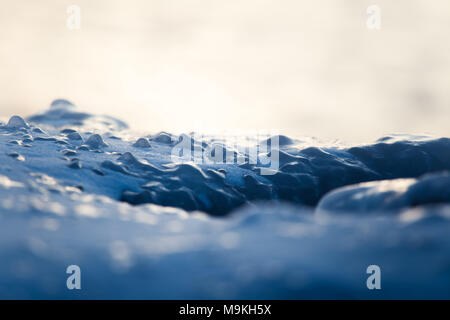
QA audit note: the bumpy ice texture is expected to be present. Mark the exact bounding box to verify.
[1,100,450,298]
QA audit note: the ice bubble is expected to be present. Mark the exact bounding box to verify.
[50,99,75,109]
[117,152,138,164]
[6,116,29,129]
[133,138,151,148]
[67,132,83,141]
[85,134,108,149]
[151,132,173,144]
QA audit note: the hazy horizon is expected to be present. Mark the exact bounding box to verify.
[1,0,449,142]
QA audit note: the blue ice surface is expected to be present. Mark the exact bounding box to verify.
[0,101,450,299]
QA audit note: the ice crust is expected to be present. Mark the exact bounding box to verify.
[1,100,450,298]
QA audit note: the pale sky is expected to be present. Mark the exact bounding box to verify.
[1,0,449,142]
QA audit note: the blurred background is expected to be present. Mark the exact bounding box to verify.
[1,0,449,142]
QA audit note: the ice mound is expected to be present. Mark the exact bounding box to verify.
[317,172,450,213]
[151,132,175,144]
[67,131,83,141]
[133,137,151,148]
[27,99,128,131]
[1,100,450,298]
[85,134,108,149]
[5,115,29,129]
[50,99,75,109]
